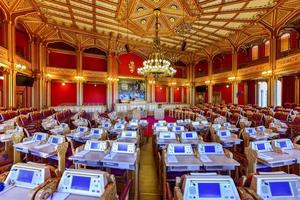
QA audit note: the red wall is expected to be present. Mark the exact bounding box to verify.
[118,53,144,77]
[83,83,107,104]
[282,76,295,104]
[16,29,30,60]
[155,85,167,102]
[290,30,299,50]
[238,82,245,105]
[82,56,107,72]
[247,80,256,105]
[51,82,77,106]
[195,60,208,78]
[48,51,77,69]
[213,84,232,104]
[174,67,187,78]
[213,53,232,74]
[174,87,182,103]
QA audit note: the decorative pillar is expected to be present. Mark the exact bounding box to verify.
[208,83,213,103]
[232,49,238,104]
[106,52,113,110]
[47,80,51,107]
[244,81,248,105]
[76,48,83,106]
[152,83,155,102]
[295,76,299,104]
[3,70,9,108]
[6,19,16,108]
[166,86,169,103]
[170,86,174,103]
[268,34,277,106]
[232,81,238,105]
[207,57,213,104]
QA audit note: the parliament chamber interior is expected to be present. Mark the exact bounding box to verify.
[0,0,300,200]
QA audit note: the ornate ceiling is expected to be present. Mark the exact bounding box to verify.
[0,0,300,62]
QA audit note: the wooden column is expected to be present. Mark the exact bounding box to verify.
[208,57,213,103]
[268,35,278,106]
[7,20,16,108]
[295,76,299,104]
[232,81,238,105]
[232,49,238,104]
[106,52,113,111]
[170,86,174,103]
[76,49,83,106]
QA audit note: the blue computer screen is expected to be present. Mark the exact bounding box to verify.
[174,146,185,153]
[79,127,85,132]
[52,137,59,144]
[221,131,227,136]
[269,182,292,196]
[257,143,265,150]
[248,129,253,134]
[186,133,193,138]
[36,134,43,141]
[278,141,287,148]
[198,183,221,197]
[175,127,181,131]
[118,144,128,152]
[17,169,34,183]
[90,142,99,150]
[104,124,109,127]
[258,126,264,131]
[163,134,170,138]
[93,130,99,134]
[71,176,91,191]
[204,146,215,153]
[117,125,122,129]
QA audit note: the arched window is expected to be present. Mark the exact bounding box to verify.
[280,33,290,52]
[264,40,270,57]
[251,45,259,60]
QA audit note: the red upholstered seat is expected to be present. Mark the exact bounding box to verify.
[228,113,240,126]
[29,111,42,121]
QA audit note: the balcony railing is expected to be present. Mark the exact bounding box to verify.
[277,48,300,59]
[238,56,269,69]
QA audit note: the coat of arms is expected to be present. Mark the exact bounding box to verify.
[128,60,135,73]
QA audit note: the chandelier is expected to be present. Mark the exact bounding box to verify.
[137,9,176,78]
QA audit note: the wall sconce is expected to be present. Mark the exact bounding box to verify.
[169,81,176,86]
[262,70,272,76]
[227,76,236,81]
[149,80,156,85]
[75,76,84,81]
[204,80,211,85]
[16,64,26,70]
[62,82,66,86]
[183,83,190,87]
[46,74,52,78]
[107,77,119,82]
[226,84,230,88]
[0,76,4,80]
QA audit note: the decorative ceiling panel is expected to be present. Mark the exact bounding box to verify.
[9,0,298,58]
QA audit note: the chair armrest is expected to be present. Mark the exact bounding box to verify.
[0,171,9,182]
[166,182,173,200]
[32,178,60,200]
[118,179,133,200]
[174,186,183,200]
[100,183,118,200]
[224,149,233,159]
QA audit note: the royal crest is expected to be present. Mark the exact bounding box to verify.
[128,60,135,74]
